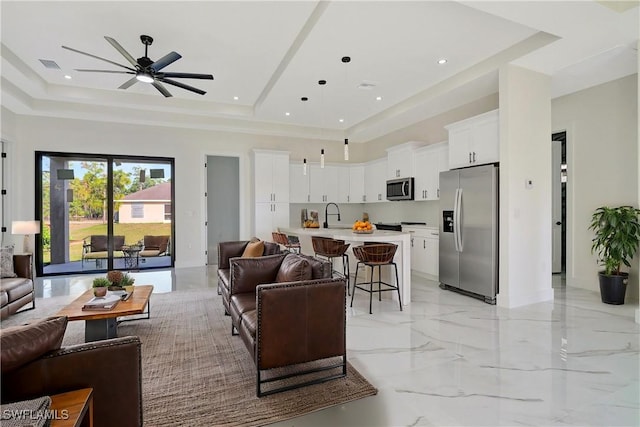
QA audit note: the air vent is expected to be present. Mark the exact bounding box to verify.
[357,80,378,90]
[39,59,61,69]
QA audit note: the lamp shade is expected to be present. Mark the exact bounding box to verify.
[11,220,40,235]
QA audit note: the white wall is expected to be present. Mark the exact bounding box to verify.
[552,74,638,302]
[498,64,553,308]
[7,115,347,267]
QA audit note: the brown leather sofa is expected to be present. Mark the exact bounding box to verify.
[1,254,35,320]
[229,252,347,396]
[217,240,281,314]
[1,317,143,427]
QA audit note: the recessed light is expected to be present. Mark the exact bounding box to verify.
[64,75,72,79]
[285,112,290,116]
[233,96,239,100]
[339,119,344,123]
[376,96,382,101]
[438,58,448,65]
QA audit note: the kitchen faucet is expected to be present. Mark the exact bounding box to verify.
[323,202,341,228]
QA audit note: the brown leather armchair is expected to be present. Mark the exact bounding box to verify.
[2,335,143,427]
[217,240,281,314]
[229,253,346,396]
[1,254,35,320]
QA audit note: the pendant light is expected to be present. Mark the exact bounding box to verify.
[342,56,351,161]
[303,158,307,175]
[319,79,327,168]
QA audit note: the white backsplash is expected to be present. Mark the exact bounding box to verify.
[290,200,440,228]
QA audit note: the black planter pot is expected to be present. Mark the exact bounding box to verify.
[598,272,628,305]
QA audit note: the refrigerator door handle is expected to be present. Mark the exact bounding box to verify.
[455,188,463,252]
[453,188,460,252]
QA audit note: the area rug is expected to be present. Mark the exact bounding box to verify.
[1,289,377,426]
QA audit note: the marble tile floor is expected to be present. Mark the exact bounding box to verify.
[30,268,640,426]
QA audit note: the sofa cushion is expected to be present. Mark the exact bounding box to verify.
[242,240,264,257]
[1,246,17,279]
[275,254,312,283]
[0,316,68,374]
[1,291,8,307]
[297,254,332,279]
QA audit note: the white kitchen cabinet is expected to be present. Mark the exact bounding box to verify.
[406,227,439,278]
[254,150,290,203]
[364,158,387,203]
[386,141,424,179]
[348,165,365,203]
[253,150,290,241]
[289,163,310,203]
[336,166,350,204]
[309,164,340,203]
[414,142,449,201]
[254,202,289,242]
[446,109,499,169]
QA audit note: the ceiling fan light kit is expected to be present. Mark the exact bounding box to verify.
[62,34,213,97]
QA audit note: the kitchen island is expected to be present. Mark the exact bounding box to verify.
[280,227,412,306]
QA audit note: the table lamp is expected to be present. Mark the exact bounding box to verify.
[11,220,40,254]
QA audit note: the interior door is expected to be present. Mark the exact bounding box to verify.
[552,140,562,273]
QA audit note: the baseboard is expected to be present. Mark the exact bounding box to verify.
[497,287,554,308]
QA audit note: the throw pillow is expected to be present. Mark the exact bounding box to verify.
[0,245,17,278]
[242,240,264,257]
[0,316,68,374]
[276,254,312,283]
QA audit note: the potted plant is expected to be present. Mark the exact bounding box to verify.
[106,270,125,291]
[92,277,111,297]
[589,205,640,304]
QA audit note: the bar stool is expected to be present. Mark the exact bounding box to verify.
[271,231,301,253]
[311,236,351,294]
[350,243,402,314]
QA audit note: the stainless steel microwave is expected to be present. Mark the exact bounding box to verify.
[386,177,414,201]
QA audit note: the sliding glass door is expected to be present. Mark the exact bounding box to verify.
[36,152,174,276]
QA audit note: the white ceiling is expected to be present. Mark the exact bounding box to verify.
[1,1,638,142]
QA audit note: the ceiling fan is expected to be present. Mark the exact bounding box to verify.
[62,35,214,97]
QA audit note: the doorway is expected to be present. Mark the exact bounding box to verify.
[552,131,567,275]
[36,151,175,276]
[206,156,239,265]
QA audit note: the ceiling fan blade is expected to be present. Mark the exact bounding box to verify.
[158,78,206,95]
[75,69,135,74]
[104,36,138,67]
[119,77,138,90]
[152,81,173,97]
[150,52,182,72]
[160,72,214,80]
[62,45,137,72]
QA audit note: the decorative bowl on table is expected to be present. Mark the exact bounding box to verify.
[352,220,374,234]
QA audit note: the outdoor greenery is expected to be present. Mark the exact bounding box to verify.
[42,161,167,221]
[589,205,640,275]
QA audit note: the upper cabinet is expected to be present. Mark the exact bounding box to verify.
[386,141,424,179]
[348,165,365,203]
[309,164,340,203]
[365,158,388,203]
[445,110,499,169]
[289,162,310,203]
[414,142,449,201]
[254,150,290,203]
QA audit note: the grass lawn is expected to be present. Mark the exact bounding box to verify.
[45,222,171,263]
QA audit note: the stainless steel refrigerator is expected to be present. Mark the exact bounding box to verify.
[439,164,498,304]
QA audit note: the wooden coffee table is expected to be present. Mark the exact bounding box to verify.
[50,388,93,427]
[57,285,153,342]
